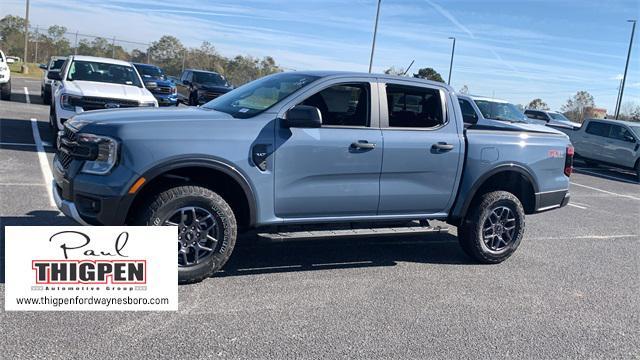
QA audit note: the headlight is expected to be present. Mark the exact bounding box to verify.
[140,101,157,107]
[61,94,81,111]
[78,133,119,175]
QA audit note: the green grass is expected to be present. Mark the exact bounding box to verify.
[9,62,44,78]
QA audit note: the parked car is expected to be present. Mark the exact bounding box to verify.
[524,109,581,129]
[0,49,10,100]
[47,55,158,130]
[52,71,573,283]
[176,69,232,106]
[457,94,555,132]
[5,55,20,64]
[39,56,67,105]
[555,118,640,179]
[133,63,178,106]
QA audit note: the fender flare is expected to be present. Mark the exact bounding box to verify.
[129,155,257,226]
[449,163,540,224]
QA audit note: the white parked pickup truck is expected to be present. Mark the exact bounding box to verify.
[556,118,640,180]
[47,55,158,130]
[0,49,11,100]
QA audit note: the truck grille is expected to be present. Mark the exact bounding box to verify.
[153,86,174,94]
[57,125,78,170]
[72,96,140,111]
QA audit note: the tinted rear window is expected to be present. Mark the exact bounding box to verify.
[585,122,610,137]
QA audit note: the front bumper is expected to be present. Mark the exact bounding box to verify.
[52,180,90,225]
[151,93,178,106]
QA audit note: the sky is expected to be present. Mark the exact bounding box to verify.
[2,0,639,111]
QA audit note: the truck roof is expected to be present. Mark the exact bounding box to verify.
[461,94,510,103]
[584,118,639,127]
[288,70,455,92]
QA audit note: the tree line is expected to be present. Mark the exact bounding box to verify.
[0,15,281,86]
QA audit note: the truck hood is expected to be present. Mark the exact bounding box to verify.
[67,107,235,131]
[199,84,232,92]
[64,80,156,101]
[144,78,175,88]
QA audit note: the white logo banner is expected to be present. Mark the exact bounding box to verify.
[4,226,178,311]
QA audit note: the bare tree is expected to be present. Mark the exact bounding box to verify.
[527,98,549,110]
[561,91,595,123]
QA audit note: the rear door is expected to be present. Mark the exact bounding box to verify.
[274,78,383,218]
[606,124,638,167]
[581,121,611,161]
[378,81,463,215]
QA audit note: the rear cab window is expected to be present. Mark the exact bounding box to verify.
[585,121,611,137]
[385,84,444,128]
[458,98,478,125]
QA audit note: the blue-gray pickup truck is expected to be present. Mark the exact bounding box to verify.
[53,71,573,283]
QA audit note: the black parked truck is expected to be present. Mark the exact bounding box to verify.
[176,69,233,106]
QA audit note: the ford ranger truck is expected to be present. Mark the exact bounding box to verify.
[52,71,573,284]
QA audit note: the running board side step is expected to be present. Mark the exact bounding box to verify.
[257,225,449,241]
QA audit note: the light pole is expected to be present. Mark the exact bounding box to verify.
[22,0,30,73]
[447,37,456,85]
[368,0,382,73]
[615,19,636,120]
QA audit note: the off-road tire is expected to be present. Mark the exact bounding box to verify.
[0,80,10,100]
[458,191,525,264]
[135,185,237,284]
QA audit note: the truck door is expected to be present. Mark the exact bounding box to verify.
[607,124,638,167]
[378,81,463,215]
[581,121,611,162]
[177,71,191,101]
[274,80,383,218]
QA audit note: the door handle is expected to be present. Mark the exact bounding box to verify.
[431,142,454,151]
[350,140,376,150]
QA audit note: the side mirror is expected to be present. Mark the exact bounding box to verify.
[47,71,62,81]
[282,105,322,128]
[624,134,636,143]
[182,80,190,86]
[39,64,48,70]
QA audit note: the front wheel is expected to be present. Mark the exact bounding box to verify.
[135,185,237,284]
[458,191,525,263]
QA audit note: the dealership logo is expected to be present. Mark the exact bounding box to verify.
[4,226,177,311]
[31,231,146,284]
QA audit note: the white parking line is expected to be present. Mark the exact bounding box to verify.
[575,168,638,184]
[571,182,640,201]
[533,234,637,240]
[30,118,56,207]
[24,86,30,104]
[568,203,587,209]
[0,141,53,147]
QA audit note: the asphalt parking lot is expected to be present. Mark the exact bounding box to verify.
[1,76,639,359]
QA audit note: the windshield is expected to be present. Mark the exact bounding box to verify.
[67,60,142,87]
[474,100,528,123]
[203,73,320,119]
[135,64,164,80]
[50,59,65,70]
[193,72,227,86]
[549,112,570,121]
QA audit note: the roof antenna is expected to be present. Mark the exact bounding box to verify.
[402,60,415,76]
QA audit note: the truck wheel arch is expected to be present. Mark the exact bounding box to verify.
[450,164,539,225]
[126,157,257,228]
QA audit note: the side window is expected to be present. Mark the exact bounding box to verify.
[536,112,550,121]
[186,71,193,82]
[458,98,478,124]
[300,83,369,127]
[386,84,444,128]
[524,110,535,119]
[585,122,610,137]
[608,125,634,141]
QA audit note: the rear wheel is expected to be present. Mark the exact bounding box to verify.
[458,191,525,263]
[135,185,237,284]
[0,80,10,100]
